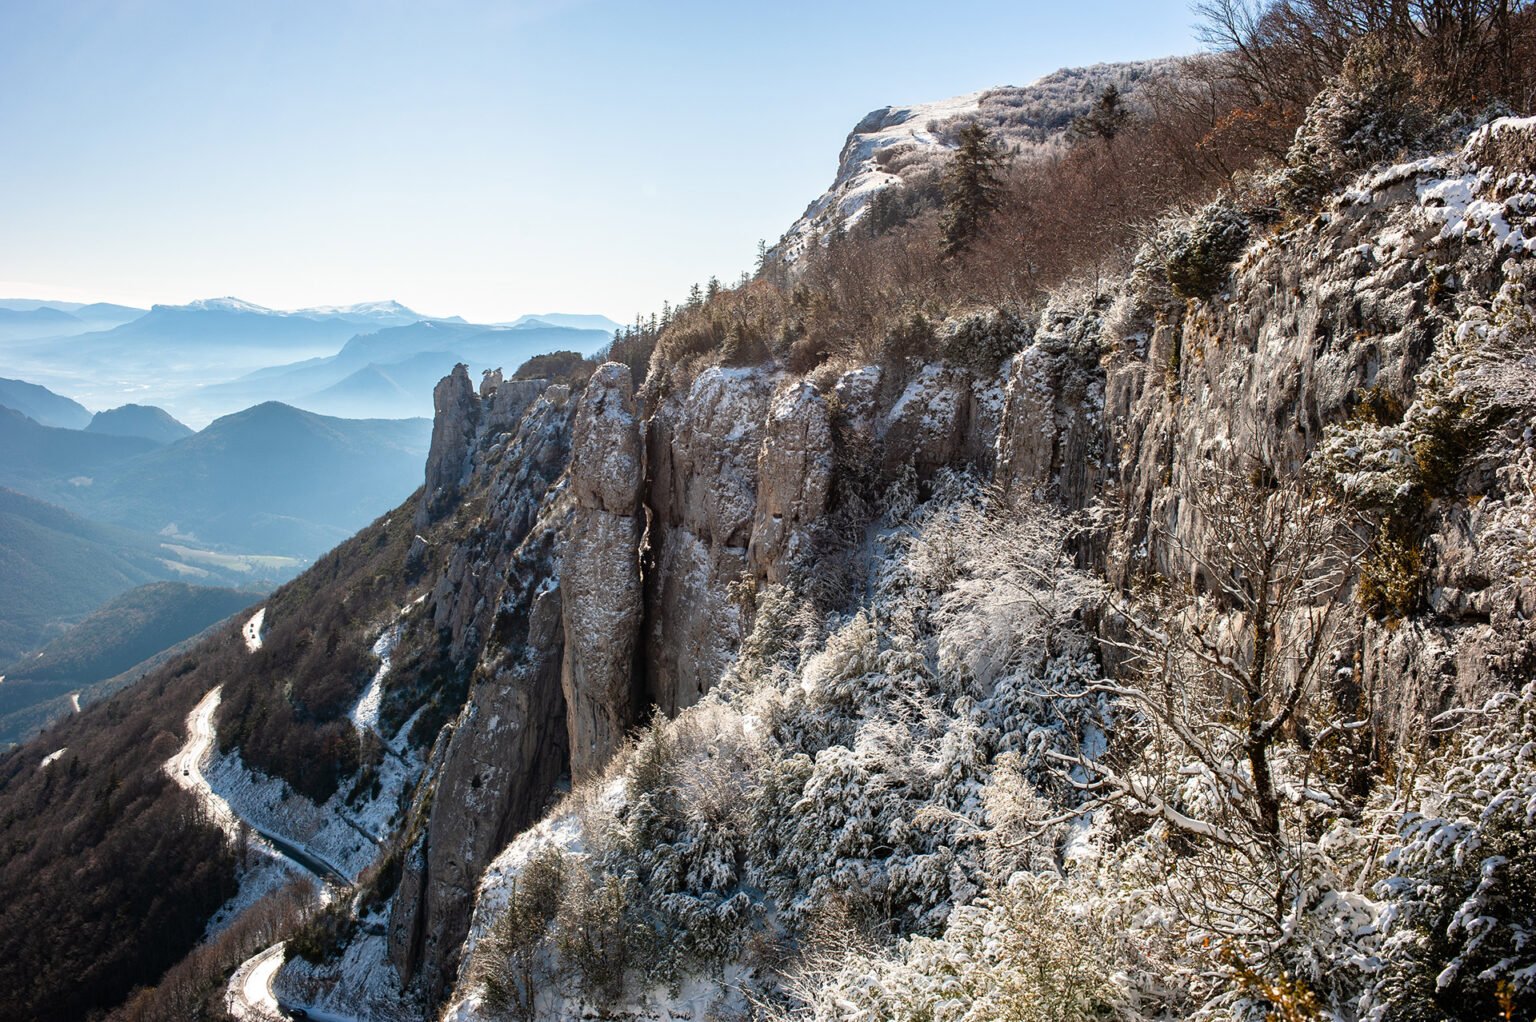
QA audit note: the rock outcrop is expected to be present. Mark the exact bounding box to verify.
[379,121,1536,1019]
[417,364,480,527]
[644,367,774,715]
[995,300,1107,508]
[561,364,645,778]
[1095,125,1536,745]
[388,374,576,1001]
[747,381,833,584]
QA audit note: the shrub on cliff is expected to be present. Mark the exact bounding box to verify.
[1371,684,1536,1022]
[1278,35,1462,211]
[1321,267,1532,618]
[1159,199,1251,302]
[938,307,1029,374]
[512,350,593,388]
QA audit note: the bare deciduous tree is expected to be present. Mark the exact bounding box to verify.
[1053,460,1366,947]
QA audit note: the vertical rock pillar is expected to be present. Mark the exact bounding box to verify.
[561,363,645,778]
[416,363,480,527]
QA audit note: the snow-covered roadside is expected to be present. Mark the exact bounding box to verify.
[232,939,378,1022]
[200,611,423,1016]
[202,749,385,882]
[204,616,426,882]
[260,613,426,1021]
[166,687,309,932]
[243,608,267,653]
[167,687,258,841]
[271,931,410,1022]
[351,595,425,739]
[227,941,286,1022]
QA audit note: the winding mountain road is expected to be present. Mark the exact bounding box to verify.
[227,941,288,1021]
[168,686,349,884]
[243,608,267,652]
[170,688,359,1019]
[228,939,370,1022]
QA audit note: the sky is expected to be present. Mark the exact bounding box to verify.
[0,0,1203,323]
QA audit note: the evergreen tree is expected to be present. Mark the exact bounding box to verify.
[706,275,721,302]
[1069,83,1131,144]
[941,122,1008,257]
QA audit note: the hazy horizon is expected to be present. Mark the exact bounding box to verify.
[2,0,1200,324]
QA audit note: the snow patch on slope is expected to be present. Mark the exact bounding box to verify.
[272,932,406,1022]
[202,717,419,882]
[349,620,401,736]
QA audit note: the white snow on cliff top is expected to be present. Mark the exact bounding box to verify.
[776,58,1179,259]
[776,90,985,260]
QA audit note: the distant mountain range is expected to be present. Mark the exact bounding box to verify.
[0,296,619,424]
[0,377,93,428]
[0,301,145,341]
[0,399,430,558]
[0,294,612,697]
[85,404,194,445]
[0,405,160,499]
[210,318,613,419]
[0,298,615,561]
[0,294,613,754]
[89,401,431,555]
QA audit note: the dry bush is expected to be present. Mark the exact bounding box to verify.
[621,2,1535,392]
[1195,0,1536,136]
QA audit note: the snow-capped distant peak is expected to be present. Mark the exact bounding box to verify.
[154,297,425,323]
[179,297,277,315]
[298,300,418,318]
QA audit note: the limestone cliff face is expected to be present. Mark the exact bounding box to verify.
[387,356,1008,1001]
[382,120,1536,1014]
[747,380,833,585]
[1095,122,1536,745]
[388,376,575,1000]
[995,302,1107,508]
[644,367,774,715]
[561,364,645,778]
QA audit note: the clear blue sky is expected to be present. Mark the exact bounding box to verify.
[0,0,1202,323]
